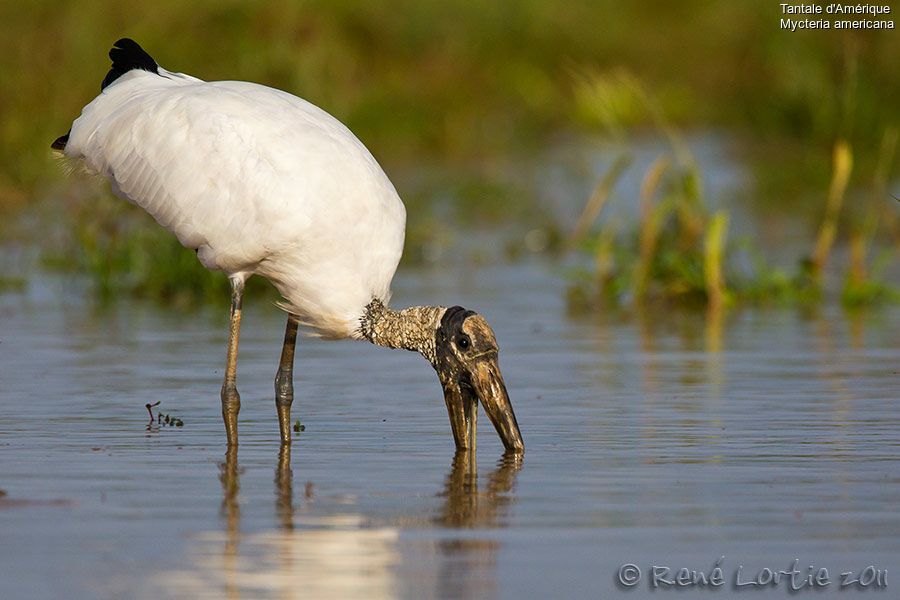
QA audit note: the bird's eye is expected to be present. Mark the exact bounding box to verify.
[457,335,471,350]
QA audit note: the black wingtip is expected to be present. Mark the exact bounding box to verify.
[100,38,159,91]
[51,131,70,151]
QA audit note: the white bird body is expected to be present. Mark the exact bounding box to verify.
[64,65,405,338]
[55,39,523,453]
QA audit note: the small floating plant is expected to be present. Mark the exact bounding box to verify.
[145,401,184,428]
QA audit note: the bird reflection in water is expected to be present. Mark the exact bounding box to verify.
[218,445,242,600]
[208,447,521,599]
[428,450,522,599]
[437,449,522,527]
[274,444,294,533]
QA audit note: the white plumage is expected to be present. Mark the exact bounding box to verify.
[62,49,405,338]
[55,39,524,453]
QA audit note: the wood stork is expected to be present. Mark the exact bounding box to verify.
[53,39,523,453]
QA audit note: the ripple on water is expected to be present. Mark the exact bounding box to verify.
[1,266,899,599]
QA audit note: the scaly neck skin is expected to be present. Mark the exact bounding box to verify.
[359,299,445,365]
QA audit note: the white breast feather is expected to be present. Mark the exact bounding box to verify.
[64,70,406,338]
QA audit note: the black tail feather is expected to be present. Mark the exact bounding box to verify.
[100,38,159,90]
[51,131,70,151]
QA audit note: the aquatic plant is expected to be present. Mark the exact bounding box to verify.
[566,70,899,314]
[145,401,184,428]
[810,140,853,280]
[839,128,900,308]
[566,138,900,314]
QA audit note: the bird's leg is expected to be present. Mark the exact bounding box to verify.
[275,314,300,444]
[221,277,245,446]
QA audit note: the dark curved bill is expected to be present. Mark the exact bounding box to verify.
[443,356,524,453]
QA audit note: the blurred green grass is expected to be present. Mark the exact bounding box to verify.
[2,0,899,302]
[5,1,899,201]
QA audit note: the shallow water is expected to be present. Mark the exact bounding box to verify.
[1,263,899,599]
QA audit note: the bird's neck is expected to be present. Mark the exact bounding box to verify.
[359,299,444,365]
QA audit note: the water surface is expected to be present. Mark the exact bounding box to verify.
[1,263,898,598]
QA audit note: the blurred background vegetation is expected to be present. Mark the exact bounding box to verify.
[1,0,899,308]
